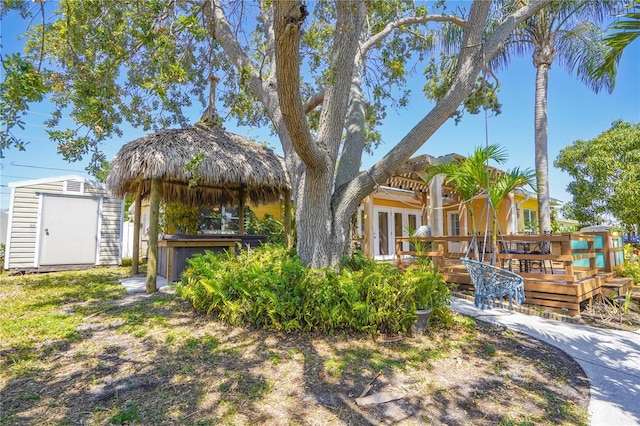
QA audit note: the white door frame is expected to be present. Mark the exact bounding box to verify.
[447,210,461,254]
[374,207,423,259]
[373,207,392,259]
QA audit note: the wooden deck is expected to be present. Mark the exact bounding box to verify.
[396,232,632,317]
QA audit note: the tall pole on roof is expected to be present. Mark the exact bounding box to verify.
[200,75,222,127]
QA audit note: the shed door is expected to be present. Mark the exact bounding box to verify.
[39,196,99,265]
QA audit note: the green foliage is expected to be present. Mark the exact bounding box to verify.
[2,0,213,174]
[407,259,451,316]
[593,3,640,84]
[0,53,47,156]
[423,144,536,248]
[107,401,142,425]
[244,209,285,245]
[184,151,205,188]
[555,121,640,228]
[618,261,640,286]
[161,202,202,235]
[616,245,640,283]
[423,53,502,124]
[177,246,451,336]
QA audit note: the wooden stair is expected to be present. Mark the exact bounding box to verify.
[439,257,637,317]
[600,274,635,298]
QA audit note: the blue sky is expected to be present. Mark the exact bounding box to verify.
[1,6,639,211]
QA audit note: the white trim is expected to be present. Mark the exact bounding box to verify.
[95,196,104,265]
[34,194,44,268]
[3,187,16,270]
[8,174,100,189]
[118,198,125,265]
[447,210,462,254]
[35,191,100,200]
[373,206,424,258]
[373,207,392,257]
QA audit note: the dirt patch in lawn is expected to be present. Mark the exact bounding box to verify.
[1,291,589,425]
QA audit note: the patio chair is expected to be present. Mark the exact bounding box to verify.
[461,257,525,309]
[528,240,554,274]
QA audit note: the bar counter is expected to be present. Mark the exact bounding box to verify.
[157,234,268,282]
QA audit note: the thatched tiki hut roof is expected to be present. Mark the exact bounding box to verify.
[107,123,290,206]
[107,123,291,293]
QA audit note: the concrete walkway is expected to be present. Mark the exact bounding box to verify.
[118,275,172,294]
[451,297,640,426]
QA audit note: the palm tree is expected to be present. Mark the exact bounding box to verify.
[423,144,536,263]
[501,0,620,233]
[487,167,537,264]
[422,144,508,242]
[594,1,640,81]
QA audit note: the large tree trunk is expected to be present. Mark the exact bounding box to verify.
[534,54,553,233]
[296,172,347,268]
[213,0,556,269]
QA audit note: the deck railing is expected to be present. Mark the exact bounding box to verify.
[395,232,626,316]
[396,232,624,276]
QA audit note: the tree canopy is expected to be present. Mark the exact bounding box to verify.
[1,0,556,268]
[555,120,640,230]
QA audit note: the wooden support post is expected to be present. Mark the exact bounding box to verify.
[363,195,374,258]
[588,238,596,274]
[146,178,161,293]
[132,188,142,275]
[562,237,574,277]
[238,188,246,235]
[284,189,292,250]
[603,232,613,272]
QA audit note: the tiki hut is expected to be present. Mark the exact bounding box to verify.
[107,123,291,292]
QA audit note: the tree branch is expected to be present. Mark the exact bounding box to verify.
[304,89,324,114]
[274,0,322,169]
[360,15,467,56]
[346,0,555,205]
[315,0,364,164]
[207,0,270,105]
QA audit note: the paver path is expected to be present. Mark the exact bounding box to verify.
[451,297,640,426]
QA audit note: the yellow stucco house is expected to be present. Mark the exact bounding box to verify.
[252,154,562,260]
[126,153,562,261]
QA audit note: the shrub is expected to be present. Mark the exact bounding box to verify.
[177,245,451,335]
[617,245,640,283]
[404,258,452,326]
[244,210,286,245]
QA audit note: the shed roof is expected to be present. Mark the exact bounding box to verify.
[8,174,100,189]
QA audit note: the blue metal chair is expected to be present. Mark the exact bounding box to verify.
[461,257,525,309]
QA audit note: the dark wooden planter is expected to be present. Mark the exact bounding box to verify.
[157,234,269,282]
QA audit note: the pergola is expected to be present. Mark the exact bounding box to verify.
[107,123,291,292]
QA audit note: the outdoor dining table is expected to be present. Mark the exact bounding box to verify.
[501,240,538,272]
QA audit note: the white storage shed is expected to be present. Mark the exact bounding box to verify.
[3,175,124,272]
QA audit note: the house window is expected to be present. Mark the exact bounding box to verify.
[523,209,538,233]
[450,212,460,236]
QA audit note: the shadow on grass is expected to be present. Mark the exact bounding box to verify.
[0,268,589,425]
